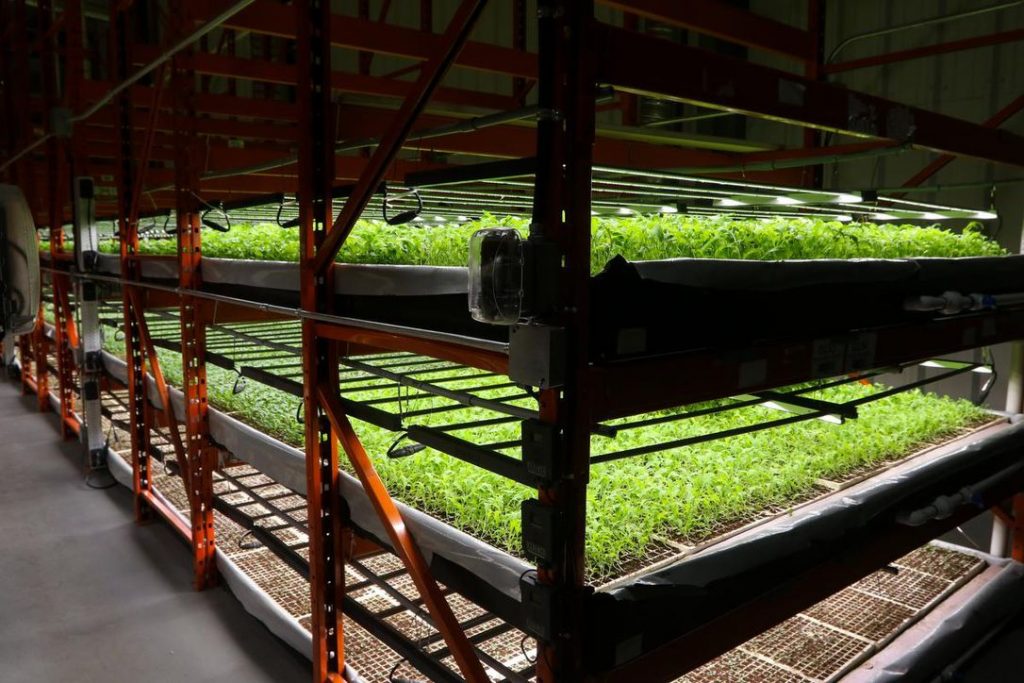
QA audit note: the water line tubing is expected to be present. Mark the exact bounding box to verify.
[827,0,1024,64]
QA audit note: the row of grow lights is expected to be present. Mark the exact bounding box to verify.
[52,165,996,239]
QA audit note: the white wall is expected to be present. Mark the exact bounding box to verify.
[819,1,1024,409]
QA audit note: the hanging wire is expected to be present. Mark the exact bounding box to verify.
[382,183,424,225]
[238,529,262,550]
[977,347,998,405]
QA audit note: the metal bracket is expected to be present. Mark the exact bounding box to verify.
[83,378,100,401]
[84,350,103,373]
[88,447,107,470]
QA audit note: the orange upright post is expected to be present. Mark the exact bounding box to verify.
[109,3,152,523]
[295,1,347,678]
[173,0,218,591]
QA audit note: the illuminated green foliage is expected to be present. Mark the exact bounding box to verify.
[95,215,1005,270]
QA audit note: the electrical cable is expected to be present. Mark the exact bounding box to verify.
[520,634,537,664]
[385,645,428,680]
[84,469,117,490]
[386,433,426,459]
[977,347,998,406]
[383,185,424,226]
[238,529,262,550]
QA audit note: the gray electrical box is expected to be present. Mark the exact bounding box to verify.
[509,324,565,389]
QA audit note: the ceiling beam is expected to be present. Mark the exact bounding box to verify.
[596,23,1024,168]
[598,0,815,62]
[223,0,536,79]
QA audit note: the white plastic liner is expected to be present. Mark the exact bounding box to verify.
[866,561,1024,681]
[101,350,530,603]
[603,420,1024,596]
[94,253,468,296]
[105,450,315,660]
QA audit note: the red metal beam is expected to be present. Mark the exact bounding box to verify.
[143,490,195,541]
[826,27,1024,75]
[226,0,536,80]
[75,83,790,180]
[533,2,596,679]
[39,0,78,438]
[898,94,1024,191]
[802,0,824,187]
[76,111,296,145]
[51,280,78,438]
[133,46,519,112]
[110,3,156,524]
[80,80,299,123]
[31,300,50,412]
[595,22,1024,168]
[599,0,815,62]
[1013,494,1024,562]
[313,323,507,374]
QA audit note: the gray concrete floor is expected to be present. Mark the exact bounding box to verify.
[0,378,309,682]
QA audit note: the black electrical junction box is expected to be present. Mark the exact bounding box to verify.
[519,571,563,641]
[522,419,562,485]
[522,499,562,567]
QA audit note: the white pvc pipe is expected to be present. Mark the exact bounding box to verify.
[1006,342,1024,416]
[827,0,1024,63]
[991,518,1010,557]
[899,459,1024,527]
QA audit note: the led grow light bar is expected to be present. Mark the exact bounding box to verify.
[589,165,994,220]
[109,162,997,228]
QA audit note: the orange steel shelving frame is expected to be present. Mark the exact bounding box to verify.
[5,1,1024,681]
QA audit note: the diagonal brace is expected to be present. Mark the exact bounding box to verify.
[311,0,490,274]
[317,384,490,683]
[126,287,190,490]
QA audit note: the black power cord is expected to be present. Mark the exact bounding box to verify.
[238,529,262,550]
[977,346,998,406]
[382,184,423,226]
[387,659,427,683]
[386,433,426,459]
[84,469,117,490]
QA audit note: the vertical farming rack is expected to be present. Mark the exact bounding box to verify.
[4,1,1024,682]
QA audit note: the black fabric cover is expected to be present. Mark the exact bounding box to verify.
[589,255,1024,360]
